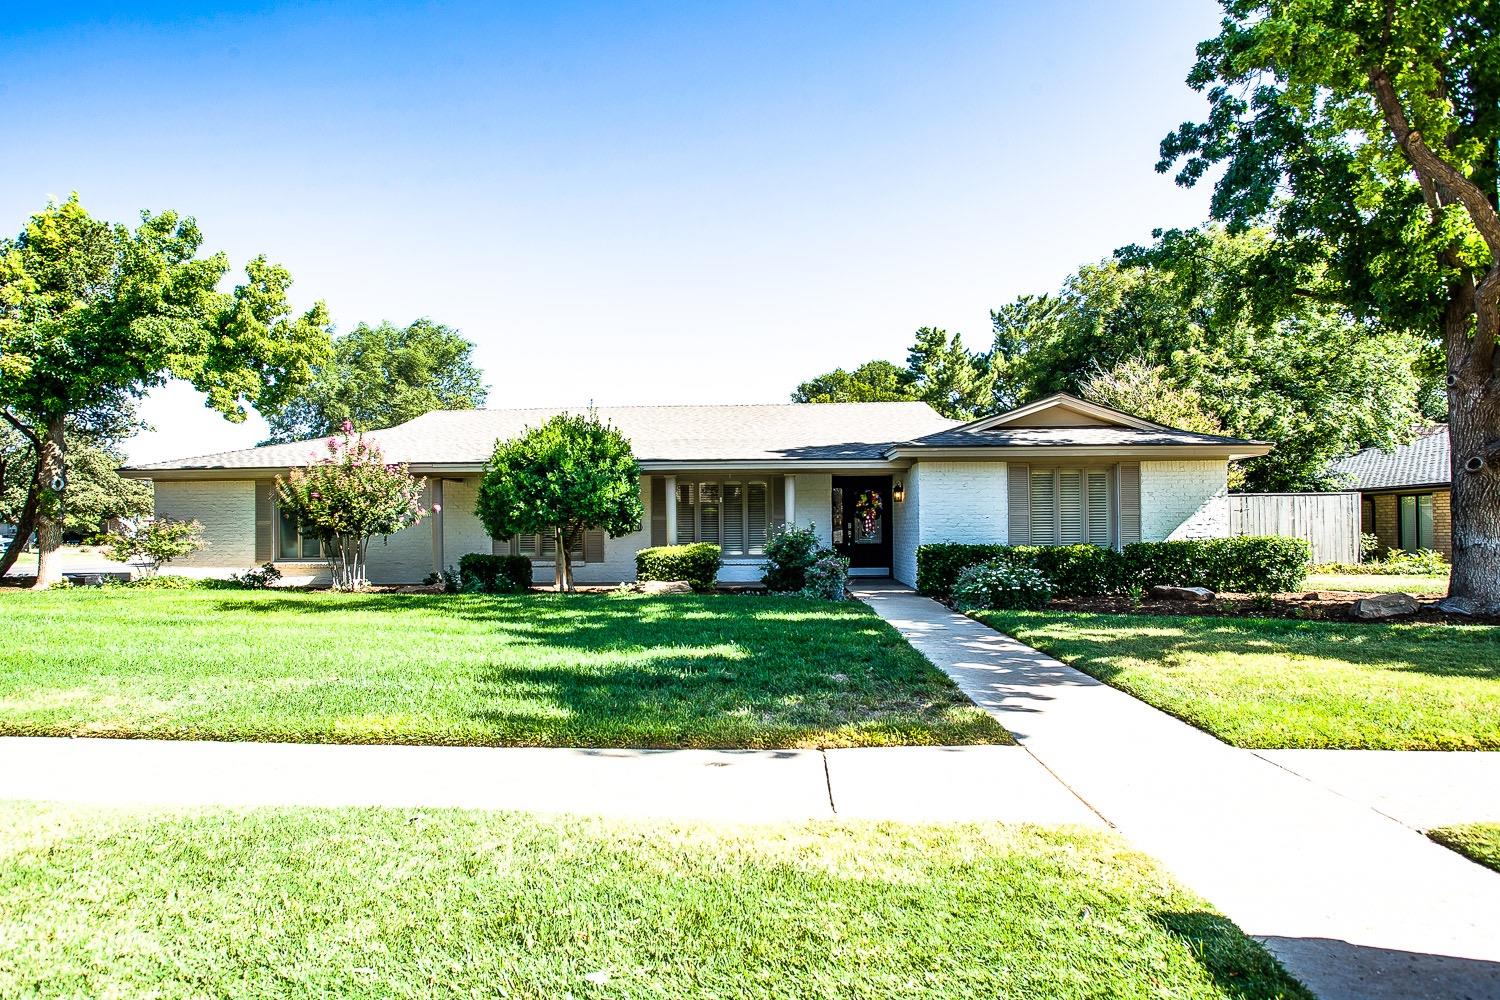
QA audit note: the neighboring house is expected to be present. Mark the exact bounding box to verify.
[1330,425,1452,558]
[122,393,1270,586]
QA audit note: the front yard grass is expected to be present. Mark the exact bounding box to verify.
[1428,823,1500,874]
[0,588,1007,748]
[973,612,1500,750]
[0,801,1309,999]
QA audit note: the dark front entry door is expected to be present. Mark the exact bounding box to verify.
[832,476,893,571]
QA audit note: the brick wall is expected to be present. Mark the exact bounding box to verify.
[1139,461,1229,541]
[153,480,256,569]
[1369,489,1451,558]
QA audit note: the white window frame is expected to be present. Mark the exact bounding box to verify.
[275,501,325,561]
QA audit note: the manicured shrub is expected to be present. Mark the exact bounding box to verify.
[799,551,850,601]
[1123,536,1311,593]
[761,524,822,591]
[951,559,1054,611]
[917,542,1125,597]
[458,553,534,594]
[231,563,283,590]
[635,543,722,591]
[916,543,1009,596]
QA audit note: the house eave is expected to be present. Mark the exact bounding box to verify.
[123,457,913,480]
[883,443,1274,461]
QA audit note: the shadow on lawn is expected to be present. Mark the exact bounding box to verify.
[1153,911,1316,1000]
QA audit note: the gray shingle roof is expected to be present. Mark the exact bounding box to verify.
[901,426,1258,449]
[128,403,961,471]
[1330,426,1451,490]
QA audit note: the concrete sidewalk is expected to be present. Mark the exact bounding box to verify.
[852,581,1500,1000]
[1259,749,1500,830]
[0,736,1099,826]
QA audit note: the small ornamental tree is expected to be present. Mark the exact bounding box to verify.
[276,422,431,590]
[476,412,643,593]
[106,517,205,578]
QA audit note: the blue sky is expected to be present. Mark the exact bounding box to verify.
[2,1,1222,463]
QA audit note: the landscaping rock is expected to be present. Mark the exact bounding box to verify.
[639,580,693,595]
[1437,595,1477,617]
[1149,585,1216,602]
[1352,592,1419,619]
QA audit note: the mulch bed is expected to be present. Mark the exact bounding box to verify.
[1044,591,1500,626]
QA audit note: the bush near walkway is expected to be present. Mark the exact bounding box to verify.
[0,588,1007,749]
[0,801,1311,1000]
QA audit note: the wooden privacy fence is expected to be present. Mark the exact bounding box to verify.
[1229,492,1361,565]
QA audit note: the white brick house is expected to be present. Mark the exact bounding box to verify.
[123,394,1269,587]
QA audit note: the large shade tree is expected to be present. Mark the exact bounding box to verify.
[262,318,488,443]
[0,195,331,586]
[1158,0,1500,609]
[475,412,643,593]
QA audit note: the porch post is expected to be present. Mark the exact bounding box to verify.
[664,475,677,544]
[784,475,797,528]
[430,480,445,576]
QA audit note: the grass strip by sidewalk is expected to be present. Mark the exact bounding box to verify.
[0,588,1008,748]
[972,611,1500,750]
[0,801,1310,999]
[1428,823,1500,874]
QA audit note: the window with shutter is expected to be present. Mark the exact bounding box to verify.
[1087,471,1111,546]
[1030,471,1057,545]
[746,482,769,554]
[698,482,721,546]
[1058,471,1086,544]
[676,483,697,543]
[722,482,745,555]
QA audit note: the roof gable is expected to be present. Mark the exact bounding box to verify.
[959,393,1164,433]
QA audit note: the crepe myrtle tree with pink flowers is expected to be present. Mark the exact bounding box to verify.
[276,421,434,590]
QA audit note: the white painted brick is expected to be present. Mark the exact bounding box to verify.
[153,480,256,570]
[1140,460,1229,541]
[892,460,1007,587]
[892,464,922,586]
[790,473,834,547]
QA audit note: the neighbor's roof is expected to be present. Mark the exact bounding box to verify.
[1330,426,1451,491]
[126,403,962,472]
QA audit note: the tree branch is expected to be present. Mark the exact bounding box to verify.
[0,409,41,452]
[1369,66,1500,257]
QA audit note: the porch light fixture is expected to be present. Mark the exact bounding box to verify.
[893,481,905,503]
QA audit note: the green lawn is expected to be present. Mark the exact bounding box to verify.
[1305,572,1449,594]
[0,801,1308,1000]
[973,612,1500,750]
[0,588,1007,748]
[1429,823,1500,873]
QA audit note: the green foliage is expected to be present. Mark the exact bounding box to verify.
[916,543,1010,596]
[635,543,722,591]
[456,553,533,594]
[952,559,1054,612]
[799,551,851,601]
[276,424,430,590]
[263,319,488,443]
[761,523,823,591]
[1123,537,1312,594]
[1079,358,1225,435]
[230,563,282,590]
[1317,549,1450,576]
[476,412,642,593]
[105,518,204,577]
[792,360,914,404]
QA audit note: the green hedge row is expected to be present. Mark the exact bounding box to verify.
[457,553,534,594]
[635,543,723,591]
[915,537,1311,597]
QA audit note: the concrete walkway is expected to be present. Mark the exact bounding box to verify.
[0,736,1099,826]
[1260,749,1500,830]
[852,580,1500,1000]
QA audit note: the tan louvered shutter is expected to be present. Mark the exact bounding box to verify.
[254,481,275,562]
[1008,465,1029,545]
[649,476,667,546]
[1117,463,1141,546]
[676,482,697,544]
[721,482,745,555]
[1030,469,1058,545]
[1087,470,1111,546]
[1058,471,1086,544]
[584,528,605,564]
[771,475,785,528]
[747,481,769,554]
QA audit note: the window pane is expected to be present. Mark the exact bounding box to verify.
[698,483,721,546]
[746,482,769,554]
[1418,494,1435,550]
[1030,471,1057,545]
[1058,471,1085,544]
[301,531,321,558]
[722,482,745,556]
[1087,471,1110,546]
[1399,495,1418,552]
[278,507,300,559]
[675,483,696,544]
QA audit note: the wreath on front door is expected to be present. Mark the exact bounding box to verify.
[855,490,883,536]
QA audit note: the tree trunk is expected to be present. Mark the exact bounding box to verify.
[0,474,40,578]
[1445,291,1500,610]
[555,526,572,593]
[30,416,67,590]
